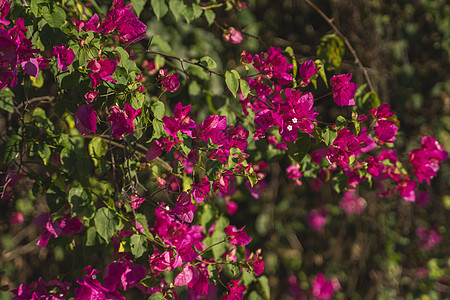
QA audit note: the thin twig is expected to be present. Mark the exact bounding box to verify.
[304,0,375,92]
[143,50,224,78]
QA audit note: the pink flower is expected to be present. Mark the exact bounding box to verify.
[339,189,366,215]
[103,260,147,291]
[130,195,145,209]
[75,104,97,135]
[0,0,11,27]
[75,265,125,300]
[330,73,357,106]
[0,18,40,89]
[311,273,340,300]
[246,249,264,276]
[225,225,252,246]
[191,177,211,203]
[410,137,448,184]
[395,178,417,202]
[88,58,117,88]
[245,179,268,199]
[34,213,83,248]
[240,50,253,64]
[161,73,180,92]
[374,120,398,143]
[369,104,394,120]
[146,139,164,161]
[107,103,141,139]
[287,164,303,179]
[416,227,442,251]
[253,47,294,85]
[171,191,197,223]
[74,13,101,32]
[306,208,328,232]
[10,212,24,225]
[288,276,306,300]
[299,60,319,86]
[101,0,147,44]
[174,263,194,286]
[226,200,239,215]
[223,27,243,44]
[222,279,247,300]
[51,44,75,71]
[84,90,98,103]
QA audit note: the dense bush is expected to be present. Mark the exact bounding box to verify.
[0,0,448,299]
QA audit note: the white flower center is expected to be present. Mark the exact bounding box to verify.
[292,117,298,124]
[287,125,293,131]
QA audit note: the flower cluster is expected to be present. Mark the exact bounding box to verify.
[3,0,449,299]
[0,7,44,89]
[410,137,448,184]
[74,0,146,44]
[311,273,340,300]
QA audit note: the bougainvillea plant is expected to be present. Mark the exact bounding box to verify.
[0,0,447,299]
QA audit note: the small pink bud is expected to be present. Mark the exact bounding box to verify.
[223,27,243,44]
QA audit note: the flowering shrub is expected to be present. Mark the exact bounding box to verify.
[0,0,448,299]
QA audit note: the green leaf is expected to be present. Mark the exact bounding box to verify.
[41,5,66,28]
[248,291,264,300]
[2,134,21,163]
[94,207,120,243]
[60,72,81,89]
[68,186,91,214]
[151,100,165,120]
[192,4,203,18]
[199,56,217,69]
[314,59,328,88]
[239,79,250,99]
[352,112,361,135]
[38,143,51,165]
[211,216,229,259]
[151,35,173,55]
[322,126,337,146]
[31,72,44,88]
[336,115,347,128]
[130,234,146,258]
[86,227,98,246]
[200,204,215,230]
[181,5,195,23]
[363,91,380,109]
[135,213,152,237]
[258,276,270,299]
[88,137,108,158]
[225,70,239,98]
[285,46,297,80]
[148,293,164,300]
[131,0,146,17]
[0,88,15,113]
[169,0,184,21]
[151,0,169,20]
[114,47,130,64]
[204,9,215,26]
[152,119,164,139]
[286,131,311,163]
[77,156,93,177]
[60,148,77,174]
[205,160,222,179]
[46,186,66,213]
[316,34,345,71]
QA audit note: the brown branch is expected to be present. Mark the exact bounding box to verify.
[70,134,174,174]
[304,0,375,92]
[143,50,224,78]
